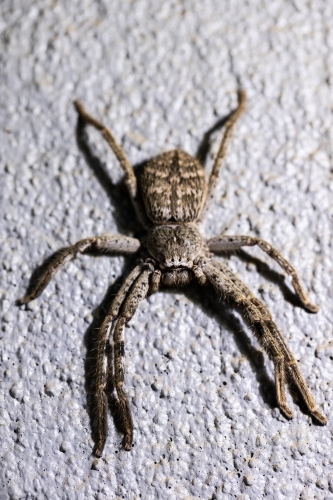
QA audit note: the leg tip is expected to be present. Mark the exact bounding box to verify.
[93,445,103,458]
[73,100,84,115]
[93,447,103,458]
[312,410,327,425]
[280,405,294,420]
[123,435,133,451]
[305,302,319,314]
[238,88,247,103]
[16,296,30,306]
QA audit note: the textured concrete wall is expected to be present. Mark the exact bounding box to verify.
[1,1,333,499]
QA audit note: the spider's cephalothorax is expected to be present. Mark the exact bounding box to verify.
[18,91,327,457]
[145,223,205,287]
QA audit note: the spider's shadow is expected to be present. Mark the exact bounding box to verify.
[181,282,277,408]
[233,250,309,310]
[183,281,314,420]
[75,113,146,237]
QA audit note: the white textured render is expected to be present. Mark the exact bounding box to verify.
[1,1,333,499]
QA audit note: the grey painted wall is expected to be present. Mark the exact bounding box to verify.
[1,1,333,499]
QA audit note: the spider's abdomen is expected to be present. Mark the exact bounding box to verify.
[140,150,207,223]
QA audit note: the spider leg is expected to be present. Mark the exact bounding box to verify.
[204,260,293,418]
[212,259,293,418]
[74,101,149,227]
[109,264,143,319]
[205,90,246,203]
[93,307,113,458]
[18,235,140,304]
[74,101,136,199]
[92,263,151,457]
[113,266,153,451]
[274,357,292,418]
[201,260,327,424]
[207,234,318,313]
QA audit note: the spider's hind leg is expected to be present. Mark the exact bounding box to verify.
[204,90,246,206]
[74,101,149,228]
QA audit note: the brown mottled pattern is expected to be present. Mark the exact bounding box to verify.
[141,150,207,223]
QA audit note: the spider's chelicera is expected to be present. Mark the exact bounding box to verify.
[18,91,327,457]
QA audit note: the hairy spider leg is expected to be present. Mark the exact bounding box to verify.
[207,234,318,312]
[92,264,144,457]
[18,235,140,304]
[112,267,153,451]
[205,89,246,204]
[202,260,327,425]
[74,100,149,227]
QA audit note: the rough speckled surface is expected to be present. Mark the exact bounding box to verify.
[1,1,333,499]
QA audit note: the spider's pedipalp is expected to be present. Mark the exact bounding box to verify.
[207,234,318,312]
[149,269,162,294]
[201,260,326,425]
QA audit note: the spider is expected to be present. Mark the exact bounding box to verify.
[18,90,327,457]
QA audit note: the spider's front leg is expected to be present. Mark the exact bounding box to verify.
[92,264,143,457]
[207,234,318,312]
[113,264,155,451]
[93,263,155,456]
[18,235,140,304]
[201,260,327,425]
